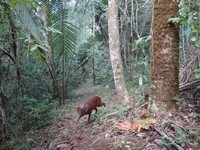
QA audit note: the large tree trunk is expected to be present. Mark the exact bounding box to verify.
[108,0,129,103]
[150,0,179,112]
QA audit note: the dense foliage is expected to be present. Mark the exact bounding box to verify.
[0,0,199,149]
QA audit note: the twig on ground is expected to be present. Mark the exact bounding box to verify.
[105,111,118,117]
[153,127,184,150]
[69,139,79,150]
[90,136,103,147]
[166,118,187,132]
[48,137,61,149]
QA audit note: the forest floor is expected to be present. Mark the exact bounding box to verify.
[28,84,200,150]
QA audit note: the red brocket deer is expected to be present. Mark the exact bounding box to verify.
[77,96,106,124]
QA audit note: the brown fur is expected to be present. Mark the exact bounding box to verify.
[77,96,106,124]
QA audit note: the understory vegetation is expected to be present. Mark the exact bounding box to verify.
[0,0,200,149]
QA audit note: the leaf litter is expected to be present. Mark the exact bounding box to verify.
[27,96,200,150]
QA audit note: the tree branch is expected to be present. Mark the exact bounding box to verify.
[153,127,184,150]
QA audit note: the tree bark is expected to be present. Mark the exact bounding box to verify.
[108,0,129,103]
[150,0,179,112]
[7,6,21,98]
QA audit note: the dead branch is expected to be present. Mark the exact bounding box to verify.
[179,80,200,91]
[153,127,184,150]
[0,97,7,139]
[179,50,200,91]
[90,136,103,147]
[165,118,187,133]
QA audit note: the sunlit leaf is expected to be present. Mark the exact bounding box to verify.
[139,75,143,86]
[190,36,196,42]
[30,44,38,51]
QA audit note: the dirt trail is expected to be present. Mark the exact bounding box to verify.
[29,85,200,150]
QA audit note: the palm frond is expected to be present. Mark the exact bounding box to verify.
[52,9,77,58]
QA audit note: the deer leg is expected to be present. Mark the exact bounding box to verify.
[88,113,91,123]
[95,108,97,114]
[77,115,83,125]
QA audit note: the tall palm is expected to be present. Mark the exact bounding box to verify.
[51,0,77,104]
[1,1,77,104]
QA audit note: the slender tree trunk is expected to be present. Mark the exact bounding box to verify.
[108,0,129,103]
[0,96,7,139]
[61,0,65,105]
[150,0,179,112]
[7,6,21,98]
[92,57,96,85]
[43,0,62,104]
[92,2,96,86]
[121,4,127,69]
[0,59,3,85]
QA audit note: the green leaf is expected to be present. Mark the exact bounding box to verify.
[30,44,38,51]
[42,27,62,34]
[188,130,198,137]
[168,17,181,23]
[139,75,143,86]
[193,69,200,79]
[190,36,196,42]
[195,74,200,79]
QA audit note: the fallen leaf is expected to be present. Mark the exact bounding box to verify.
[67,137,79,145]
[63,115,73,120]
[114,121,133,131]
[134,118,157,132]
[137,109,149,119]
[115,118,157,132]
[56,144,68,150]
[136,133,146,137]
